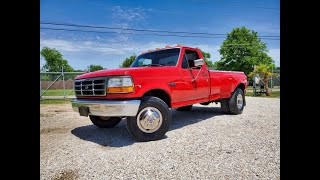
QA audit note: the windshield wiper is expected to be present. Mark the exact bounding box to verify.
[142,64,163,67]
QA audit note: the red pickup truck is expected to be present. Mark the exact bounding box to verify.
[71,45,247,141]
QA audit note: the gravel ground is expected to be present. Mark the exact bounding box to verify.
[40,97,280,180]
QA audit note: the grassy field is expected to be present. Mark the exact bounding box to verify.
[41,89,75,96]
[40,99,71,104]
[245,91,280,98]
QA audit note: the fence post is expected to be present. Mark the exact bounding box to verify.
[62,66,66,98]
[271,67,273,90]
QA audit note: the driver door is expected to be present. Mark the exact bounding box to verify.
[176,48,210,102]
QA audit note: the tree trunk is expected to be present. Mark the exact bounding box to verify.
[264,76,271,96]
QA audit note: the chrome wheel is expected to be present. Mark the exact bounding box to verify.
[236,94,243,109]
[137,107,163,133]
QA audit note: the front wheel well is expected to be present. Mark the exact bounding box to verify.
[142,89,171,108]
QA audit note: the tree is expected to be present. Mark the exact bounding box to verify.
[248,64,275,96]
[40,47,74,72]
[213,27,274,75]
[88,64,104,72]
[120,55,136,68]
[200,50,214,68]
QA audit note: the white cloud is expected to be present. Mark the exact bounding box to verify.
[112,6,148,23]
[40,38,165,56]
[40,38,223,63]
[40,39,81,52]
[268,48,280,67]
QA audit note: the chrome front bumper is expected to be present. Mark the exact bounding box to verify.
[71,99,141,117]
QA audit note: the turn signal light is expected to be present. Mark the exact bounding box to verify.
[107,86,134,93]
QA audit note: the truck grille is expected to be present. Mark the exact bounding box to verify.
[74,77,107,96]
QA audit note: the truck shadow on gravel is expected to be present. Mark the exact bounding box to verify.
[71,106,225,147]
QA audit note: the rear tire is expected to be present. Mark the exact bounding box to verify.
[89,116,122,128]
[176,105,193,111]
[220,99,230,114]
[126,96,171,142]
[228,88,245,114]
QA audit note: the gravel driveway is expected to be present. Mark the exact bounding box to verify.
[40,97,280,179]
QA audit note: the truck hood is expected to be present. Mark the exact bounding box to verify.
[76,67,177,79]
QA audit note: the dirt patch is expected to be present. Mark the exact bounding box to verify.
[53,110,68,113]
[40,127,70,134]
[40,113,54,118]
[41,104,73,113]
[52,169,78,180]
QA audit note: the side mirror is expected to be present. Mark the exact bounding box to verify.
[194,59,204,67]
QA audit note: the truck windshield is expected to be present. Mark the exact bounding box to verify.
[131,48,181,67]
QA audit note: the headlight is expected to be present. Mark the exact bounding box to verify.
[107,76,134,93]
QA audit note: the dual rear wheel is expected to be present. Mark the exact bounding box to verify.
[220,88,245,114]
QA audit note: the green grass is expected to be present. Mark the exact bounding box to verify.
[246,91,280,98]
[247,86,280,91]
[247,86,253,90]
[41,89,75,96]
[40,99,71,104]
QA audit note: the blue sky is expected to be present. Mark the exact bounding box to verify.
[40,0,280,70]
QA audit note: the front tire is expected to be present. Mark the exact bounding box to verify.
[126,96,171,142]
[89,116,122,128]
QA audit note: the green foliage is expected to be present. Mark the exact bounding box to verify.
[213,27,274,75]
[88,64,104,72]
[248,64,273,79]
[40,47,74,72]
[120,55,137,68]
[200,50,214,68]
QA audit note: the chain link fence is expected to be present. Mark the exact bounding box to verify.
[40,71,85,99]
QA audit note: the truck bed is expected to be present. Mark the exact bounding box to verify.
[209,70,247,99]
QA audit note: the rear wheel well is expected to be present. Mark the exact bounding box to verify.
[235,83,245,92]
[142,89,171,108]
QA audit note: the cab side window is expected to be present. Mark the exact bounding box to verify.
[185,50,200,68]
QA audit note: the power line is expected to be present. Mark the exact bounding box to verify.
[40,27,280,40]
[40,22,226,36]
[40,27,225,38]
[40,21,280,38]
